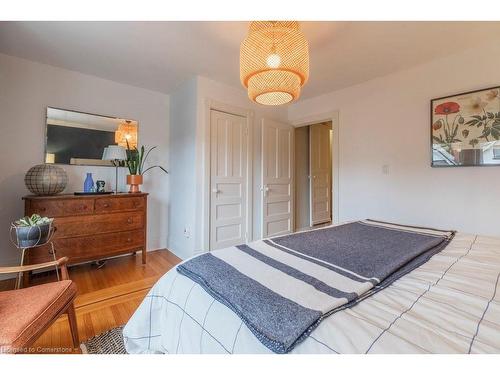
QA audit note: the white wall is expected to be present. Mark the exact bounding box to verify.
[288,43,500,237]
[0,53,170,268]
[168,77,198,259]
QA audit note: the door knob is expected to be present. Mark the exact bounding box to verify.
[212,188,220,194]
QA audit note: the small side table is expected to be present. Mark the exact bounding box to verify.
[10,226,59,289]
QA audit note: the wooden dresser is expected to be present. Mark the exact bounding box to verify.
[22,193,148,266]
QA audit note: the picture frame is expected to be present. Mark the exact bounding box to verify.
[430,86,500,167]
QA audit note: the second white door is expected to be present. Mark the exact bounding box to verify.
[261,118,294,238]
[210,110,248,250]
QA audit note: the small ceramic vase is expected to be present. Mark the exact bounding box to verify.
[84,173,94,193]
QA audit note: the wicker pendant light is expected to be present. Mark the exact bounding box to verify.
[240,21,309,106]
[115,120,138,148]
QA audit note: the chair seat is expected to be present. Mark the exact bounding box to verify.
[0,280,77,352]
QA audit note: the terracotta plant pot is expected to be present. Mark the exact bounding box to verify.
[126,174,143,193]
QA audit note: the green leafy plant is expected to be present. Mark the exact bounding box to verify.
[125,141,168,176]
[14,214,53,227]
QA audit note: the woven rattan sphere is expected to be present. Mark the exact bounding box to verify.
[24,164,68,195]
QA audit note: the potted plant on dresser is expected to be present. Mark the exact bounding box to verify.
[125,142,168,193]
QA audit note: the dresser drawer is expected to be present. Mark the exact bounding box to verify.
[28,198,94,217]
[95,196,144,213]
[28,229,146,264]
[53,212,144,238]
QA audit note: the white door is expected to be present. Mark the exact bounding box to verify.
[261,119,294,238]
[309,123,332,225]
[210,110,248,250]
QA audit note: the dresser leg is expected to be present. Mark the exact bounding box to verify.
[142,249,147,264]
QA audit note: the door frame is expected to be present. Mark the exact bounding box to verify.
[202,99,254,252]
[291,110,340,227]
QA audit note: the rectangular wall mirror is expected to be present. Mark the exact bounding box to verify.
[45,107,138,166]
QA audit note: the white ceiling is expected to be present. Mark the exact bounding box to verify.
[1,21,500,100]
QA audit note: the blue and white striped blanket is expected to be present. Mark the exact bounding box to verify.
[177,220,455,353]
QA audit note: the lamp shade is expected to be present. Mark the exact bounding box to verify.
[102,145,127,161]
[240,21,309,106]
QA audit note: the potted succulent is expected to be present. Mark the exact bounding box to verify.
[12,214,54,248]
[125,142,168,193]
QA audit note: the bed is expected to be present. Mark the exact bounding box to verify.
[123,220,500,354]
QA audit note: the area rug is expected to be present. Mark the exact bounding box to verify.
[80,326,127,354]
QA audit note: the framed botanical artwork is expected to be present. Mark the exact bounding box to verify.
[431,86,500,167]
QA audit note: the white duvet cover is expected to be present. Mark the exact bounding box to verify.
[123,232,500,353]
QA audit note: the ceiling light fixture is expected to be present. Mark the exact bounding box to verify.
[115,120,138,148]
[240,21,309,106]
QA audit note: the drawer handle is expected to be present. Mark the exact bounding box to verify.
[40,207,46,212]
[80,205,87,210]
[126,238,132,242]
[103,203,109,208]
[127,218,133,224]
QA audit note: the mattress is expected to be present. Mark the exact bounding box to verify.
[123,230,500,354]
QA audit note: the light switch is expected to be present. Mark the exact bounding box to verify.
[382,165,390,175]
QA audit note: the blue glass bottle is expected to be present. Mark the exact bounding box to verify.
[84,172,94,193]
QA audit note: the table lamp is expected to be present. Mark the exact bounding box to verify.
[102,145,127,193]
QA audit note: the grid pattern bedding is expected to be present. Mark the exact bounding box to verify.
[123,229,500,354]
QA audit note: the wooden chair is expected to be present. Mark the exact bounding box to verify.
[0,257,79,353]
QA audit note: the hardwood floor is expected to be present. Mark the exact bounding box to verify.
[0,249,181,352]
